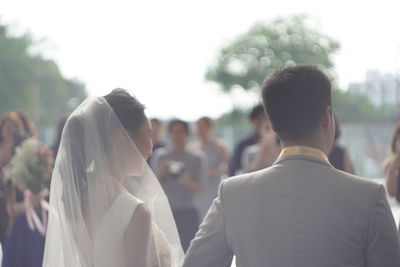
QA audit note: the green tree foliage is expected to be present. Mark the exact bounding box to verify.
[208,14,392,127]
[0,22,86,127]
[206,15,340,92]
[333,90,393,123]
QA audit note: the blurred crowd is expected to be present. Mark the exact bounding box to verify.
[0,103,399,266]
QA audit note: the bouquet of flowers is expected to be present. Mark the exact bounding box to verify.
[4,138,53,235]
[4,138,53,194]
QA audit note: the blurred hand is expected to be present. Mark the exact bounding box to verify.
[31,194,41,207]
[159,160,171,177]
[178,172,202,193]
[178,172,192,186]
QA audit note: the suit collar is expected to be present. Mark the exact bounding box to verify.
[274,146,333,168]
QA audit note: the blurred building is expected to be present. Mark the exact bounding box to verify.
[349,70,400,106]
[349,70,399,106]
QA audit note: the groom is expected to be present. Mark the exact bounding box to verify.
[183,65,400,267]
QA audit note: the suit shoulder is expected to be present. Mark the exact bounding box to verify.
[222,168,271,190]
[222,165,381,199]
[334,169,381,192]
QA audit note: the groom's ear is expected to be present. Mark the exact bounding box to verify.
[321,106,333,130]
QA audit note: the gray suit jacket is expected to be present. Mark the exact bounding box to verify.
[183,154,400,267]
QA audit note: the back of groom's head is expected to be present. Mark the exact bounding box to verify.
[262,65,332,141]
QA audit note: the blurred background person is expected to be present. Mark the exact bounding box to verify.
[14,111,37,140]
[148,118,166,165]
[151,118,166,152]
[5,111,37,224]
[1,111,48,267]
[385,122,400,205]
[192,117,229,219]
[152,119,206,252]
[50,114,69,158]
[328,115,354,174]
[228,104,267,176]
[0,112,25,251]
[242,118,281,173]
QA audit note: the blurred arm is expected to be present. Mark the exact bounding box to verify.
[343,150,354,174]
[366,185,400,267]
[6,184,25,218]
[228,142,243,177]
[216,142,229,176]
[218,142,230,165]
[384,155,400,197]
[183,182,233,267]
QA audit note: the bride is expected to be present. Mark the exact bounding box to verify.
[43,89,184,267]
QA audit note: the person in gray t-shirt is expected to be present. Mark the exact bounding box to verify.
[152,119,206,251]
[192,117,229,219]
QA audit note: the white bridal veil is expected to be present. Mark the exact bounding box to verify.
[43,97,184,267]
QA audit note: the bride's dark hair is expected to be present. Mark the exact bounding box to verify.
[104,89,146,135]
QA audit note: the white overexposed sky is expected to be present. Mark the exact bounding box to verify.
[2,0,400,120]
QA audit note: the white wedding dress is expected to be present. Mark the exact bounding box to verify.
[94,192,172,267]
[43,97,184,267]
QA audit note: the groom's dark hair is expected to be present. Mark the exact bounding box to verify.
[262,65,331,141]
[104,88,146,135]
